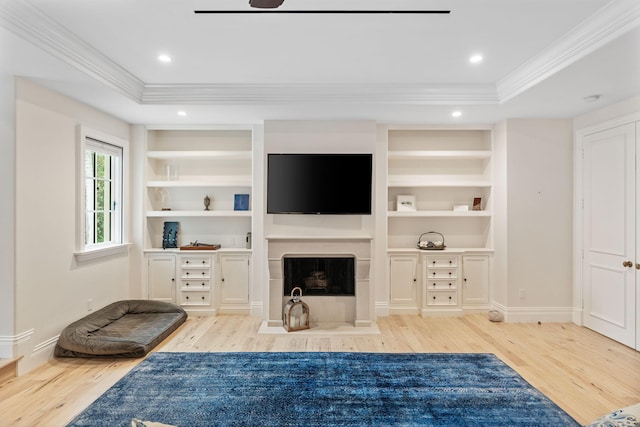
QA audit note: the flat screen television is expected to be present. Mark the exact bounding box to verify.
[267,153,373,215]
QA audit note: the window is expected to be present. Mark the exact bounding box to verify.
[75,126,129,261]
[84,138,122,247]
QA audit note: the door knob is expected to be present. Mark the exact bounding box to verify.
[637,263,640,270]
[623,260,633,268]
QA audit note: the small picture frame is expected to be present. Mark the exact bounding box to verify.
[234,194,250,211]
[472,197,482,211]
[396,195,416,211]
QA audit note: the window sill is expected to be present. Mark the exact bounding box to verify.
[74,243,131,263]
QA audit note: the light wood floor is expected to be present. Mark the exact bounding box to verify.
[1,314,639,426]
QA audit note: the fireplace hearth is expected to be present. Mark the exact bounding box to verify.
[284,257,355,297]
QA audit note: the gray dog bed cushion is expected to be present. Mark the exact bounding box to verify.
[54,300,187,358]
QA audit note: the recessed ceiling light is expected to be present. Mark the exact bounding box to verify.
[177,111,187,117]
[158,54,172,63]
[469,54,483,64]
[451,111,462,118]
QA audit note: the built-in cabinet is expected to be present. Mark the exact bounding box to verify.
[219,253,250,312]
[147,255,176,303]
[385,127,493,316]
[389,254,419,313]
[144,126,254,315]
[461,255,490,309]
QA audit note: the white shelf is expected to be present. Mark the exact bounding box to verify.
[147,150,251,160]
[147,177,252,187]
[388,150,491,160]
[388,176,492,187]
[388,210,491,217]
[147,210,251,218]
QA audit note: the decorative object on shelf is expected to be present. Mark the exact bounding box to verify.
[155,188,171,210]
[180,241,220,251]
[162,221,179,249]
[417,231,446,250]
[283,287,310,332]
[165,161,178,181]
[396,195,416,211]
[234,193,250,211]
[204,195,211,211]
[246,232,252,249]
[472,197,482,211]
[453,205,469,212]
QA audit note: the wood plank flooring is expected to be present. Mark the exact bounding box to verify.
[0,314,638,426]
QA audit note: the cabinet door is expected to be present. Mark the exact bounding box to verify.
[462,255,489,307]
[148,256,176,303]
[220,255,250,305]
[389,255,418,309]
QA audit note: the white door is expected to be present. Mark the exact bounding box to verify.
[389,255,418,311]
[582,123,636,347]
[462,255,489,307]
[220,255,250,305]
[148,256,176,303]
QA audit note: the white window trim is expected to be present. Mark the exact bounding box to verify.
[74,125,130,262]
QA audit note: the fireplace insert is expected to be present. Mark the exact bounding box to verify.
[283,257,355,296]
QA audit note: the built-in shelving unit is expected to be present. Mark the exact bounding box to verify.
[386,128,493,250]
[144,128,253,250]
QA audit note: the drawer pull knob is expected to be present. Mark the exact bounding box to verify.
[201,283,205,287]
[202,296,205,300]
[186,272,189,276]
[186,296,189,300]
[448,283,452,287]
[202,260,206,264]
[432,283,436,287]
[186,283,190,287]
[186,260,190,264]
[202,272,206,276]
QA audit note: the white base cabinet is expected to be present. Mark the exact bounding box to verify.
[147,255,176,303]
[389,254,419,314]
[422,255,462,316]
[219,253,250,313]
[462,255,490,309]
[146,250,251,315]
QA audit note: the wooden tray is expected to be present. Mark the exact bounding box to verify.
[179,244,220,251]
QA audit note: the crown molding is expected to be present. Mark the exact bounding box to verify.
[141,83,499,105]
[0,0,144,101]
[497,0,640,103]
[2,0,636,107]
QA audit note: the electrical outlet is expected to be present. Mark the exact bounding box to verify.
[87,299,93,311]
[519,289,527,300]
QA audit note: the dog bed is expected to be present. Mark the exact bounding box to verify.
[54,300,187,358]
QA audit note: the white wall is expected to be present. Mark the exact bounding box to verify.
[0,75,16,355]
[263,120,377,238]
[502,119,574,321]
[14,79,132,374]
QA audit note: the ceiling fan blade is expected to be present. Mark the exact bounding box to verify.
[249,0,285,8]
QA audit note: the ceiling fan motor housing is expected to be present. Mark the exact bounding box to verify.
[249,0,285,8]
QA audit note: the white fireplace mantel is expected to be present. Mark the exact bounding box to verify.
[265,236,373,329]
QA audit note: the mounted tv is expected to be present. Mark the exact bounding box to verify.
[267,153,372,215]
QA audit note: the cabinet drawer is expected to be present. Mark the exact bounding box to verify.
[180,257,211,268]
[426,279,457,290]
[426,291,458,306]
[180,268,210,279]
[426,256,458,268]
[427,269,457,279]
[180,291,210,306]
[181,279,211,290]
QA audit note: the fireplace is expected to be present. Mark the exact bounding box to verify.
[283,257,355,297]
[266,237,373,328]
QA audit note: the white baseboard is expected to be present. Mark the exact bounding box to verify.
[492,303,574,323]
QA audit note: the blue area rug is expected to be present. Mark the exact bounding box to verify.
[67,352,579,426]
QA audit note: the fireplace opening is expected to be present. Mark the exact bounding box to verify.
[283,257,355,296]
